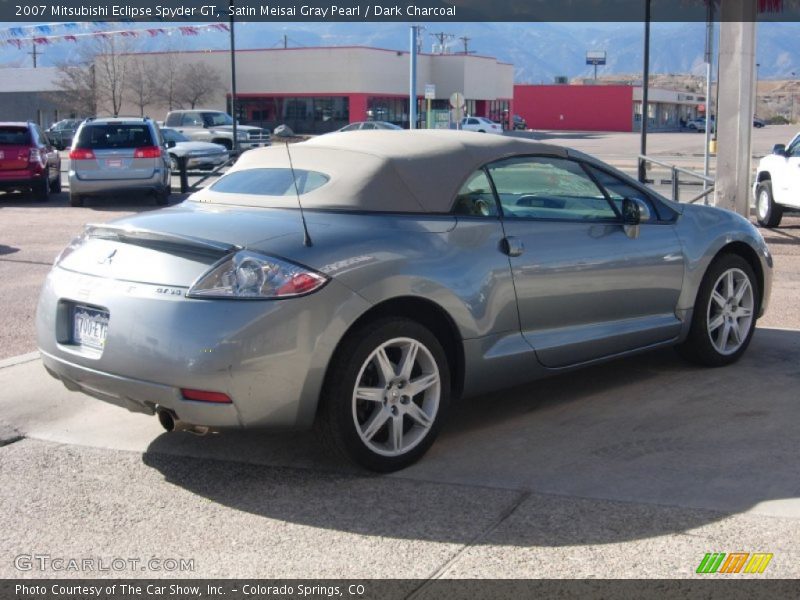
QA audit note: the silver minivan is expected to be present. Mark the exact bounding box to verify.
[68,118,171,207]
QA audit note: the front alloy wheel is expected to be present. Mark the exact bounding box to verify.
[317,318,450,472]
[678,254,758,367]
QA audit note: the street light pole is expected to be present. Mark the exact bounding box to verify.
[703,0,714,199]
[638,0,651,183]
[409,26,418,130]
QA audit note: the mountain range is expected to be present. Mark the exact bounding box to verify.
[2,21,799,82]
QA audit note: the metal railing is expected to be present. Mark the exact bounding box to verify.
[637,155,715,205]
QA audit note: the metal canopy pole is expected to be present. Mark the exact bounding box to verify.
[703,0,715,199]
[229,0,239,154]
[638,0,651,183]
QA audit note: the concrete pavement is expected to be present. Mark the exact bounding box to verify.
[1,325,799,578]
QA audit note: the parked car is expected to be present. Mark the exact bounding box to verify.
[753,116,766,128]
[512,114,527,130]
[753,132,800,227]
[38,131,771,472]
[0,121,61,201]
[164,110,270,151]
[46,119,81,150]
[68,117,171,207]
[160,127,229,172]
[461,116,503,134]
[687,116,715,133]
[337,121,402,132]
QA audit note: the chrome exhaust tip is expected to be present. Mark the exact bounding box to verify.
[156,407,210,436]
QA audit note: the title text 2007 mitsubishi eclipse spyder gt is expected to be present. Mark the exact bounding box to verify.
[37,130,772,472]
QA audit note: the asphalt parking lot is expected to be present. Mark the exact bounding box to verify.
[1,130,799,581]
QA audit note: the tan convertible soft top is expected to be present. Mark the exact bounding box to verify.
[200,130,567,213]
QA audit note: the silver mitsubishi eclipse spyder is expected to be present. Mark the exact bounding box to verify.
[37,130,772,472]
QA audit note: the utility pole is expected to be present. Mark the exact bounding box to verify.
[459,36,474,55]
[283,34,288,49]
[703,0,714,199]
[430,32,453,54]
[28,41,40,68]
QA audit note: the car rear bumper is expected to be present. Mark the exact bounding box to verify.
[36,265,371,430]
[0,171,46,189]
[69,171,167,195]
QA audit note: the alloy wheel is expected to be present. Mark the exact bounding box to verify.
[351,337,440,457]
[757,189,770,220]
[706,268,754,356]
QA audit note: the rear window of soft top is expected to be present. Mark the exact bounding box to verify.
[210,168,329,196]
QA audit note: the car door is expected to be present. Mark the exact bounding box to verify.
[774,135,800,208]
[486,155,685,368]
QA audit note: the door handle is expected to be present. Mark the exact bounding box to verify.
[501,236,525,257]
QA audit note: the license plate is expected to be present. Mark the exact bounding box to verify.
[73,306,109,351]
[106,159,123,168]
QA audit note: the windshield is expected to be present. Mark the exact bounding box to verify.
[161,128,190,143]
[210,168,329,196]
[202,112,234,127]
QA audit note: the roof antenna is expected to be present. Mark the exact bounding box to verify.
[284,141,312,247]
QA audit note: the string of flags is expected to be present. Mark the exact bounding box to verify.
[0,22,230,48]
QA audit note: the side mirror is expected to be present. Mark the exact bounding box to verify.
[772,144,787,156]
[622,197,651,239]
[166,140,176,149]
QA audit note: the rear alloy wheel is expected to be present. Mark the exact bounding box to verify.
[678,254,758,367]
[69,193,84,207]
[317,318,450,472]
[755,180,783,228]
[154,188,169,206]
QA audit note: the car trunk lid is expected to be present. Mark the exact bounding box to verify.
[0,126,32,171]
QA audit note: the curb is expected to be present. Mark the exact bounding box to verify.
[0,351,40,370]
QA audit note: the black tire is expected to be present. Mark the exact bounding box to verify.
[678,254,759,368]
[154,188,169,206]
[755,180,783,228]
[316,317,451,472]
[33,178,49,202]
[69,193,84,207]
[478,129,486,133]
[49,173,62,193]
[169,154,178,172]
[214,139,233,151]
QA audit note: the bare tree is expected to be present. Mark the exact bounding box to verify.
[53,61,98,117]
[126,58,156,117]
[93,36,132,117]
[54,36,133,117]
[154,51,181,111]
[174,63,224,109]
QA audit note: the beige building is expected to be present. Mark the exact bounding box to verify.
[121,46,514,133]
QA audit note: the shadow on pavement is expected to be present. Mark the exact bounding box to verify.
[142,327,800,547]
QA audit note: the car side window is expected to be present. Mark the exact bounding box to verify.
[361,123,377,130]
[584,165,654,218]
[487,156,617,221]
[468,118,479,125]
[788,138,800,158]
[181,112,203,127]
[453,169,499,217]
[165,113,180,127]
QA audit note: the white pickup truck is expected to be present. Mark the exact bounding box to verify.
[753,132,800,227]
[163,110,270,152]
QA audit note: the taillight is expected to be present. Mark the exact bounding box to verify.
[134,146,162,159]
[69,148,96,160]
[180,389,232,404]
[28,148,42,164]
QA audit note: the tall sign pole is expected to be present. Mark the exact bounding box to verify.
[409,26,418,130]
[229,0,239,154]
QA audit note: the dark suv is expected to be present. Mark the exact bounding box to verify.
[0,121,61,201]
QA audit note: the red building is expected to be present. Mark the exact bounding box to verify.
[514,84,705,132]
